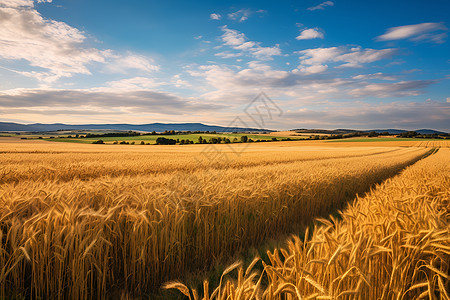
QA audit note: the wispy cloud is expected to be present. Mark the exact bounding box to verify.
[298,46,397,69]
[214,52,242,59]
[296,64,328,74]
[102,52,159,74]
[220,26,281,60]
[296,28,324,40]
[352,72,398,81]
[376,22,448,43]
[349,80,435,98]
[105,77,164,90]
[209,13,221,20]
[228,9,251,22]
[226,8,266,22]
[307,1,334,11]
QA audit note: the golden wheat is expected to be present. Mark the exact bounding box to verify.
[175,148,449,299]
[0,139,436,298]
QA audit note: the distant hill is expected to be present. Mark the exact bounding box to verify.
[1,122,447,135]
[293,128,448,135]
[414,129,448,134]
[0,122,270,133]
[367,129,447,134]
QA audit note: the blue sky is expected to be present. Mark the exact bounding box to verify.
[0,0,449,130]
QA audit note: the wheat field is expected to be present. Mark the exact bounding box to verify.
[0,138,447,299]
[167,148,450,299]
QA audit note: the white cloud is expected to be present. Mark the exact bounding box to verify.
[376,22,447,43]
[336,47,397,67]
[220,26,281,60]
[187,59,435,106]
[250,46,281,60]
[234,41,256,50]
[297,47,341,65]
[189,62,289,92]
[215,52,242,59]
[0,3,158,84]
[194,35,203,40]
[349,80,435,98]
[298,46,397,68]
[210,13,221,20]
[0,4,104,82]
[228,9,251,22]
[105,77,163,90]
[296,64,328,74]
[187,61,355,108]
[307,1,334,11]
[296,28,324,40]
[221,26,247,46]
[171,74,191,88]
[103,52,159,73]
[101,75,188,90]
[352,72,397,81]
[446,97,450,103]
[0,0,34,7]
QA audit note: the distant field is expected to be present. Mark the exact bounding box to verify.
[42,133,305,144]
[37,135,448,145]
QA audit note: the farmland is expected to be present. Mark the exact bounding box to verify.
[170,147,450,299]
[0,138,449,299]
[44,132,299,144]
[11,132,302,144]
